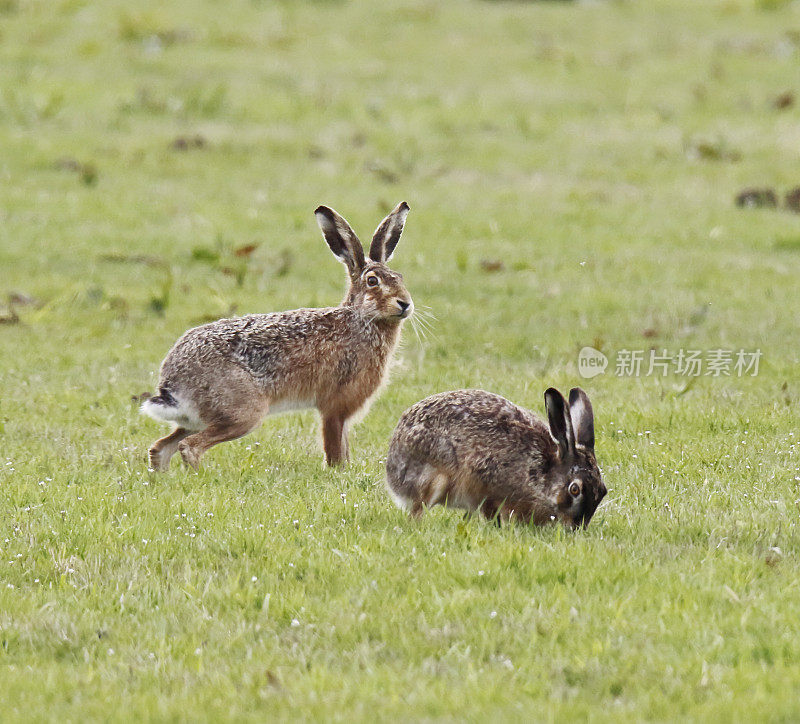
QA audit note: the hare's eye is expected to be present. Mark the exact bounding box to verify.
[568,481,581,497]
[367,275,379,287]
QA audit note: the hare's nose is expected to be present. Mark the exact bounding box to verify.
[397,300,411,316]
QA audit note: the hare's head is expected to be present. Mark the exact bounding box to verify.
[315,202,414,323]
[542,387,606,529]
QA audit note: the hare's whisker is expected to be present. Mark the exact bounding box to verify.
[413,316,433,334]
[409,316,428,345]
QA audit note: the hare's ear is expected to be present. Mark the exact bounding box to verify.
[315,206,366,277]
[369,201,410,263]
[569,388,595,451]
[544,388,575,461]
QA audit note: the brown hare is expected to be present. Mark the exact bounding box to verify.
[143,202,414,470]
[386,387,605,528]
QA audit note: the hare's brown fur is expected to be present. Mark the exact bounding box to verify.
[143,203,413,470]
[386,388,606,528]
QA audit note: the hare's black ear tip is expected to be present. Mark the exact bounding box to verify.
[315,206,336,227]
[544,387,562,402]
[569,387,591,405]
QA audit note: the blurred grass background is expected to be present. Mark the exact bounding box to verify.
[2,0,800,720]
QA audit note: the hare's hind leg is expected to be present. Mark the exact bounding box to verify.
[386,452,447,519]
[178,418,262,470]
[410,467,451,518]
[149,427,191,471]
[177,368,269,469]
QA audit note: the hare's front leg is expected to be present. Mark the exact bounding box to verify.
[321,415,349,466]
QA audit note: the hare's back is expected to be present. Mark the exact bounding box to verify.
[393,389,547,467]
[161,308,345,375]
[157,307,381,406]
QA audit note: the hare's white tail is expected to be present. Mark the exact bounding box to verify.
[141,388,203,430]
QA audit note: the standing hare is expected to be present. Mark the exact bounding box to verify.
[142,202,414,470]
[386,387,605,528]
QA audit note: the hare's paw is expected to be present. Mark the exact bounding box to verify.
[178,440,202,470]
[148,447,170,472]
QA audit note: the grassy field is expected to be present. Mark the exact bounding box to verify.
[2,0,800,720]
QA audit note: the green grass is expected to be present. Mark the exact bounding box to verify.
[2,0,800,720]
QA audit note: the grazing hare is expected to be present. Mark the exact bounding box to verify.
[142,202,414,470]
[386,387,605,528]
